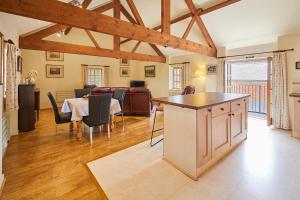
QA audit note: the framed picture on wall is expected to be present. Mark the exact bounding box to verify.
[17,56,22,73]
[120,67,130,77]
[46,64,64,78]
[144,65,156,77]
[46,51,64,61]
[296,62,300,69]
[0,32,3,84]
[120,58,130,66]
[207,65,217,75]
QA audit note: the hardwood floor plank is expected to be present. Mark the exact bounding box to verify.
[1,109,163,199]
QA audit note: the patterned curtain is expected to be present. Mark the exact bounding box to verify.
[5,43,18,112]
[217,59,225,92]
[271,52,290,129]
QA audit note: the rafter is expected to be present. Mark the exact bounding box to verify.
[113,0,121,51]
[125,0,165,57]
[121,0,240,44]
[182,17,195,39]
[64,0,93,35]
[120,4,136,24]
[161,0,170,34]
[131,41,141,53]
[19,38,166,63]
[93,1,114,12]
[85,30,100,49]
[1,0,216,57]
[184,0,216,49]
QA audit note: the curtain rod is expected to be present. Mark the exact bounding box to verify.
[217,48,294,59]
[169,62,190,66]
[4,39,15,45]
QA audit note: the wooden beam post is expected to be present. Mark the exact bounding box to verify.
[19,38,166,63]
[161,0,170,34]
[113,0,121,51]
[0,0,216,57]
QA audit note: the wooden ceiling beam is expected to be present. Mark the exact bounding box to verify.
[184,0,216,49]
[131,41,141,53]
[125,0,165,57]
[121,0,240,44]
[1,0,216,57]
[85,30,100,49]
[113,0,121,51]
[64,0,93,35]
[120,4,137,24]
[161,0,170,34]
[182,17,195,39]
[19,38,166,63]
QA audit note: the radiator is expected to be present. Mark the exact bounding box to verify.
[56,90,74,106]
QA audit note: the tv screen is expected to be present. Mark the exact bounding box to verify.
[130,80,145,87]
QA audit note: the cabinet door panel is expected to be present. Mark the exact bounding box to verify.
[293,97,300,138]
[231,108,246,146]
[212,113,230,158]
[197,108,212,167]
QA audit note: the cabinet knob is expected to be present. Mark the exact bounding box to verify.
[220,108,224,111]
[237,103,241,106]
[208,108,212,112]
[228,114,231,116]
[232,113,235,116]
[298,100,300,103]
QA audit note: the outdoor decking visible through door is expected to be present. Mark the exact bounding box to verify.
[226,59,270,119]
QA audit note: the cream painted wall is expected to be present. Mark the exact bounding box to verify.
[169,53,218,93]
[22,49,141,109]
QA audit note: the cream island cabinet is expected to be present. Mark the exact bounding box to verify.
[153,92,250,180]
[290,93,300,138]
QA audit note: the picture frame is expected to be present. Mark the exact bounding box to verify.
[120,67,130,77]
[46,64,64,78]
[17,55,22,73]
[46,51,64,61]
[296,62,300,69]
[207,65,217,75]
[120,58,130,66]
[0,32,3,85]
[144,65,156,77]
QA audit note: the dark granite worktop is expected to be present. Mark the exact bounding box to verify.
[153,92,250,110]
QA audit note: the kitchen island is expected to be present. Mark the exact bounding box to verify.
[153,92,250,180]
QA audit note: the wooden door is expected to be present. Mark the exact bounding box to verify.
[211,113,231,158]
[197,108,212,167]
[231,108,246,146]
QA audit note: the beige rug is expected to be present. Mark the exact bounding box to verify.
[87,118,300,200]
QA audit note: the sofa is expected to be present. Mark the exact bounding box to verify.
[91,87,152,116]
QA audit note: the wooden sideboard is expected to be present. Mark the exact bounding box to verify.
[154,92,249,180]
[290,93,300,138]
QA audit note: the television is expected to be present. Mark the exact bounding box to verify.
[130,80,145,87]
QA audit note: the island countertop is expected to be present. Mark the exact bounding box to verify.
[153,92,250,110]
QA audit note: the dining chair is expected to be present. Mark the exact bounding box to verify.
[113,89,126,131]
[82,94,112,145]
[47,92,73,134]
[74,88,91,98]
[181,85,196,95]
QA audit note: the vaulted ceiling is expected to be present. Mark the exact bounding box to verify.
[1,0,300,56]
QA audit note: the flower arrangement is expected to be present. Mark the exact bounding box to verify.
[25,70,38,84]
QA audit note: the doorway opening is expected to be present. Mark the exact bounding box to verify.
[225,58,272,123]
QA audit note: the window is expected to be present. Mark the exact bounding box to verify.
[169,65,186,90]
[83,65,107,87]
[87,67,103,87]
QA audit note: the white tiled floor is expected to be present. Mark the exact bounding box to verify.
[87,118,300,200]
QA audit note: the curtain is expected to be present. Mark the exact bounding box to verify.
[271,52,290,129]
[5,43,18,112]
[217,59,225,92]
[169,63,190,89]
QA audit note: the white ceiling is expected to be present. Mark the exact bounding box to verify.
[1,0,300,54]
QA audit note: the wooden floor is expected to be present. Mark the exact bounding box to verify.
[1,109,163,200]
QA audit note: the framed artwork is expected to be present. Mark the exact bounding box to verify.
[120,67,130,77]
[296,62,300,69]
[17,56,22,72]
[207,65,217,75]
[120,58,130,66]
[144,65,156,77]
[46,51,64,61]
[0,32,3,84]
[46,64,64,78]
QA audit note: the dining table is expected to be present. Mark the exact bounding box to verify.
[61,97,121,140]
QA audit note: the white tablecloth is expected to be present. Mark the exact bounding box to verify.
[61,98,121,121]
